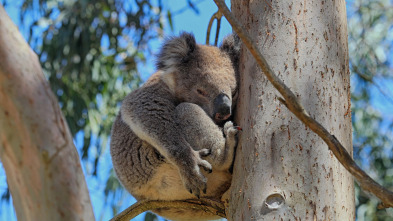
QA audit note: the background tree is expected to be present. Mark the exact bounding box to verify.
[348,1,393,220]
[0,6,94,220]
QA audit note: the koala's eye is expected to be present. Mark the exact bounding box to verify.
[197,89,208,97]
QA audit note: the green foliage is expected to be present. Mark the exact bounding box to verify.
[16,0,167,164]
[348,0,393,220]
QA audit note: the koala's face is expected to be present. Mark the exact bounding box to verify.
[157,32,240,124]
[174,45,237,124]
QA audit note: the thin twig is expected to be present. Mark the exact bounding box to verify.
[172,0,206,16]
[351,61,393,106]
[110,198,226,221]
[213,0,393,208]
[214,14,221,46]
[206,10,222,46]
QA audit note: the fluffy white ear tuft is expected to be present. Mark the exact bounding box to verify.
[156,32,197,71]
[160,70,176,94]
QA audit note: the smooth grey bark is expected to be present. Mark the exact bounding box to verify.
[228,0,355,220]
[0,6,94,221]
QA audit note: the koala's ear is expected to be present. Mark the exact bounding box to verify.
[220,33,241,63]
[156,32,197,71]
[220,33,241,79]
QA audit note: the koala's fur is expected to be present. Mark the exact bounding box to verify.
[110,32,241,221]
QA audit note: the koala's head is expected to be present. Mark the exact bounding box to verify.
[157,32,241,124]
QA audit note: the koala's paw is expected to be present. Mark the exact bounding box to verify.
[223,121,241,138]
[180,149,212,198]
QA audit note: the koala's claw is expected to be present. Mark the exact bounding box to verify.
[198,148,211,157]
[198,159,213,173]
[224,121,240,137]
[183,174,205,198]
[184,175,204,198]
[180,149,212,198]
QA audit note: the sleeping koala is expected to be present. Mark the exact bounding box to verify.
[110,32,241,220]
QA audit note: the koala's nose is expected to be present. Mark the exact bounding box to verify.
[214,93,231,122]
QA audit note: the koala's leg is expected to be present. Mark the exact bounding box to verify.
[222,121,239,170]
[175,103,237,171]
[121,87,212,197]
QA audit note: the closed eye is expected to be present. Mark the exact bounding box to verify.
[197,89,208,97]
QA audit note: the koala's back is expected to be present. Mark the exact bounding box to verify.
[110,112,163,192]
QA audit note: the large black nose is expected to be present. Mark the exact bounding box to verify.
[214,93,231,122]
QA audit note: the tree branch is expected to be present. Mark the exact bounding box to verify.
[213,0,393,208]
[110,198,226,221]
[206,10,222,46]
[0,6,94,220]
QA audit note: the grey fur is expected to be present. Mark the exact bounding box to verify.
[110,32,241,220]
[156,32,197,70]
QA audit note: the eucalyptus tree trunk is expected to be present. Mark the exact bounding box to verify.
[229,0,355,220]
[0,7,94,221]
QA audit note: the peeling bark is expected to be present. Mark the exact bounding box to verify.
[229,0,355,220]
[0,6,94,221]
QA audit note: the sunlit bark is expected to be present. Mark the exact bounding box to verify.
[229,0,355,220]
[0,6,94,221]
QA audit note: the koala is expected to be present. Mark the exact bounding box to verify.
[110,32,241,221]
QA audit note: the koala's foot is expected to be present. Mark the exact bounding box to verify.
[224,121,241,139]
[212,121,240,170]
[179,148,212,198]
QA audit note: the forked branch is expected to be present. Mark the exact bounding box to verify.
[213,0,393,209]
[206,10,223,46]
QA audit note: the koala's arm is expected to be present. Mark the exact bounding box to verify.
[175,103,238,171]
[120,83,212,196]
